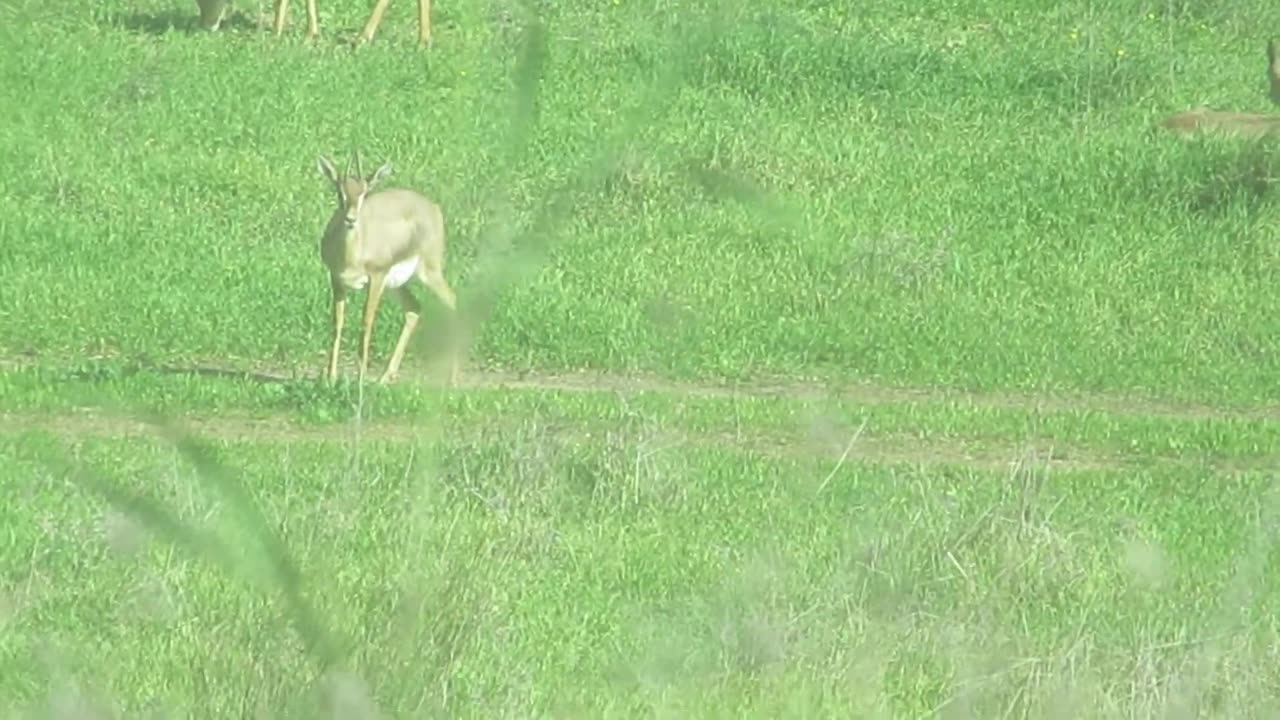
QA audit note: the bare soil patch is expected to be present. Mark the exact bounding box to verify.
[4,354,1276,422]
[2,408,1275,476]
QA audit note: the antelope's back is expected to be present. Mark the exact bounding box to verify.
[362,188,445,258]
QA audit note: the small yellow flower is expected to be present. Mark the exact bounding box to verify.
[1116,48,1126,57]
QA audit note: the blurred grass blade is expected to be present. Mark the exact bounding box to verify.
[504,0,547,168]
[59,454,244,578]
[458,0,727,336]
[49,411,343,674]
[146,415,342,670]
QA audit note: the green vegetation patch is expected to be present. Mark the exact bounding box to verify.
[3,431,1279,717]
[1,1,1279,403]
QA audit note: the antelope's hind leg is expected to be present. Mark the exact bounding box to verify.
[379,287,422,384]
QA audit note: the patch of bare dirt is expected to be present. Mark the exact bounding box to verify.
[5,353,1279,422]
[2,409,1276,477]
[460,368,1280,422]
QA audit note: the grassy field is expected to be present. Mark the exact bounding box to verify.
[3,0,1280,717]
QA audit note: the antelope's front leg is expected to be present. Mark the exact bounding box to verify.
[273,0,289,35]
[417,0,432,48]
[358,0,393,44]
[326,280,347,383]
[359,272,388,383]
[304,0,318,38]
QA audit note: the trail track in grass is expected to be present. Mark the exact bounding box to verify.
[6,354,1277,475]
[5,354,1278,422]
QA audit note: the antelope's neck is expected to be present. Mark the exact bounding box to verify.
[323,214,362,270]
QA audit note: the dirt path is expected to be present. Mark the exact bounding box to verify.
[2,408,1275,476]
[4,354,1278,422]
[3,355,1277,475]
[461,368,1280,421]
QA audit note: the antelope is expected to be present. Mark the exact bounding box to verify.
[316,152,458,386]
[273,0,432,47]
[1159,39,1280,138]
[193,0,432,46]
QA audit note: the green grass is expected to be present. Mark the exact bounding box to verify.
[5,430,1280,718]
[2,0,1279,401]
[3,0,1280,717]
[3,364,1280,464]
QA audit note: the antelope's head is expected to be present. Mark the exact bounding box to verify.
[317,151,393,230]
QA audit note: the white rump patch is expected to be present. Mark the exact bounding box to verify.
[384,257,421,289]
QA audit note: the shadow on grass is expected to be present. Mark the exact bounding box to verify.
[111,9,263,36]
[59,359,295,386]
[1188,139,1280,215]
[1140,131,1280,218]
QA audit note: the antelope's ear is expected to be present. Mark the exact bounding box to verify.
[317,155,341,184]
[368,161,394,186]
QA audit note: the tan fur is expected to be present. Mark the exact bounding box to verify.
[271,0,431,47]
[1159,39,1280,138]
[317,152,458,385]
